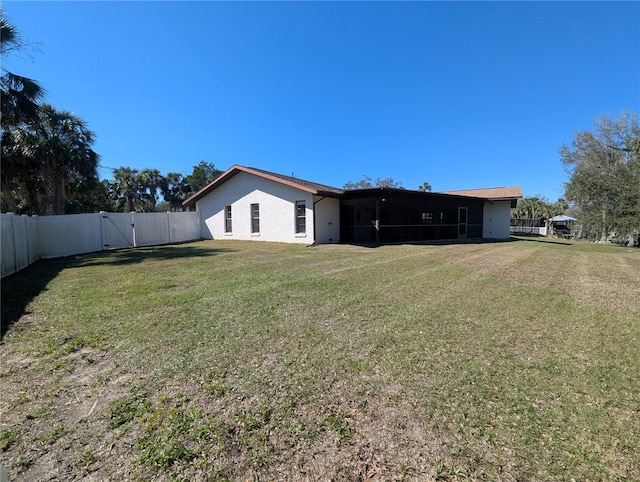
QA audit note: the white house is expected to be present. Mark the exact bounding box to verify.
[182,166,342,244]
[182,165,522,244]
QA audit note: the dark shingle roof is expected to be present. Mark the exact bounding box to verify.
[246,166,344,195]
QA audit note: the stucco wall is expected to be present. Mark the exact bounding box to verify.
[482,201,512,239]
[197,172,341,244]
[313,196,340,244]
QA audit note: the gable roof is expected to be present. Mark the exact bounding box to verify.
[246,166,344,195]
[437,186,523,201]
[182,165,343,209]
[182,164,523,210]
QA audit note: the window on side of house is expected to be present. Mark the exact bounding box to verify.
[251,203,260,233]
[224,205,232,233]
[295,200,306,234]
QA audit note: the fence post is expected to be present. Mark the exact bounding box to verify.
[99,211,106,250]
[31,215,39,265]
[131,212,137,247]
[167,211,171,244]
[7,212,17,276]
[21,215,29,271]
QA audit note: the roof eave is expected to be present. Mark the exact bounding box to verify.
[181,165,242,210]
[181,165,335,209]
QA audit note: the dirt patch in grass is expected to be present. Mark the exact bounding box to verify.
[0,340,140,481]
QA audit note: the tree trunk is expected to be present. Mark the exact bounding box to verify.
[54,175,66,215]
[1,178,19,213]
[42,168,67,215]
[600,208,608,243]
[43,169,57,216]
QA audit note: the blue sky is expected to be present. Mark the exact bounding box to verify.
[3,1,638,200]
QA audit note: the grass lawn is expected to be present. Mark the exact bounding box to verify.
[1,237,639,481]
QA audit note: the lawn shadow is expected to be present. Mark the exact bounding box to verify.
[1,244,234,340]
[509,235,574,246]
[345,238,512,248]
[71,244,235,268]
[2,256,77,340]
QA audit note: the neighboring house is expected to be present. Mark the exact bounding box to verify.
[182,165,522,245]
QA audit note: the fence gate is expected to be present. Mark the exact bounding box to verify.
[101,213,134,250]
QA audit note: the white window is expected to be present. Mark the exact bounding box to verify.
[224,205,232,233]
[295,201,306,234]
[251,203,260,233]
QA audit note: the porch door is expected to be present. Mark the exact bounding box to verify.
[458,207,468,239]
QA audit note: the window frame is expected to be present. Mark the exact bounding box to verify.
[295,200,306,234]
[250,203,260,234]
[224,205,232,233]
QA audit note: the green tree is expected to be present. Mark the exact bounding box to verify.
[65,175,111,214]
[1,13,45,213]
[139,168,164,212]
[1,12,44,130]
[111,166,143,213]
[344,175,404,189]
[185,161,222,193]
[551,198,569,217]
[160,172,191,211]
[418,181,432,192]
[2,105,99,215]
[1,127,40,213]
[561,111,640,242]
[110,167,143,212]
[511,196,566,220]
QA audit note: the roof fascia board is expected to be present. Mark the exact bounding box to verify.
[182,165,241,209]
[343,189,488,202]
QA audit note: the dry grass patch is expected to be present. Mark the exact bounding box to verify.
[430,237,640,313]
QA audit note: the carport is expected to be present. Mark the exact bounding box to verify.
[549,215,577,238]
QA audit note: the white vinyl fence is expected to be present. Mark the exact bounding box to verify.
[510,225,547,236]
[1,211,201,278]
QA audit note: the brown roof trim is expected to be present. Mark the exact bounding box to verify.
[437,186,523,201]
[182,165,343,209]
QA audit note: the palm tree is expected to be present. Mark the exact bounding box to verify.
[161,172,190,211]
[111,167,142,212]
[1,13,46,213]
[35,105,98,215]
[1,128,40,213]
[2,105,98,215]
[1,12,45,130]
[139,168,164,212]
[1,71,43,130]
